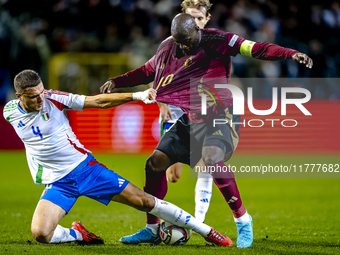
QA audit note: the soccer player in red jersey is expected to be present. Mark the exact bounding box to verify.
[100,13,313,248]
[160,0,214,224]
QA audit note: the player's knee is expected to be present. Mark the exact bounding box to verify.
[202,155,217,166]
[31,227,52,243]
[145,157,155,172]
[202,145,226,166]
[145,155,163,173]
[145,150,172,173]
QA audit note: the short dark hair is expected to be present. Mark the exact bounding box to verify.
[14,70,42,92]
[171,13,197,39]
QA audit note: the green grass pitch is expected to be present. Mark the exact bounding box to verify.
[0,151,339,254]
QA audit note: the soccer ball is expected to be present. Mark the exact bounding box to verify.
[159,221,191,245]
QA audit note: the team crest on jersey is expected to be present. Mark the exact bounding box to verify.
[184,56,192,67]
[159,63,165,70]
[42,111,49,121]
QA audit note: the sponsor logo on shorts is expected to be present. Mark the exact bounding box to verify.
[212,130,223,136]
[118,178,125,187]
[41,184,53,197]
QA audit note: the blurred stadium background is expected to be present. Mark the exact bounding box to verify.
[0,1,340,253]
[0,0,339,154]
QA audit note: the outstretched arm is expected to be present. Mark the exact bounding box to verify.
[239,40,313,68]
[291,52,313,69]
[84,89,156,109]
[100,56,157,94]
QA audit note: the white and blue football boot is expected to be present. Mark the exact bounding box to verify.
[235,214,253,248]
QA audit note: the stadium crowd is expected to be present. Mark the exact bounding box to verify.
[0,0,339,103]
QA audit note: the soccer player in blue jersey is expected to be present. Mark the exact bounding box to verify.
[3,69,233,246]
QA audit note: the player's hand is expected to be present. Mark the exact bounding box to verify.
[100,79,116,94]
[292,53,313,69]
[148,88,157,101]
[159,103,172,122]
[132,89,156,104]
